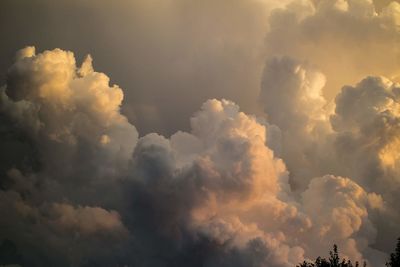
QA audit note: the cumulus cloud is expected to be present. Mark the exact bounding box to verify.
[327,76,400,204]
[0,46,138,186]
[125,98,303,266]
[257,2,400,257]
[0,0,295,136]
[0,47,137,266]
[0,46,394,267]
[260,56,333,190]
[127,97,384,266]
[48,203,127,235]
[301,175,385,264]
[261,57,328,133]
[266,0,400,100]
[259,53,400,259]
[1,0,400,266]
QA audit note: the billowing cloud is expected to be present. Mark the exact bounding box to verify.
[126,97,385,266]
[266,0,400,100]
[0,47,138,187]
[259,56,400,266]
[48,203,127,235]
[0,46,392,266]
[260,56,333,190]
[331,76,400,188]
[301,175,386,265]
[0,0,294,136]
[0,47,137,266]
[1,0,400,266]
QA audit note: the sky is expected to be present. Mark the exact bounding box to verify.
[0,0,400,266]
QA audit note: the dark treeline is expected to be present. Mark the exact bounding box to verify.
[387,238,400,267]
[297,238,400,267]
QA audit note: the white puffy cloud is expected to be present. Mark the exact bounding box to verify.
[3,46,137,149]
[261,56,328,133]
[128,97,385,266]
[1,0,400,265]
[260,56,334,190]
[0,46,138,187]
[0,46,393,267]
[128,98,306,267]
[258,55,400,265]
[301,175,385,264]
[259,2,400,259]
[331,76,400,199]
[0,47,137,266]
[266,0,400,100]
[328,77,400,255]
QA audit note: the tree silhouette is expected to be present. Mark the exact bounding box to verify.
[386,238,400,267]
[297,245,365,267]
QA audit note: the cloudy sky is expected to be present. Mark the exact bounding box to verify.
[1,0,400,266]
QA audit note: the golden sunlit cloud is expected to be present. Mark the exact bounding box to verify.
[0,1,399,267]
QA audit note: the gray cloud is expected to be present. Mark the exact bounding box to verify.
[266,0,400,101]
[0,47,391,266]
[260,56,333,191]
[1,0,400,266]
[0,0,290,136]
[259,57,400,262]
